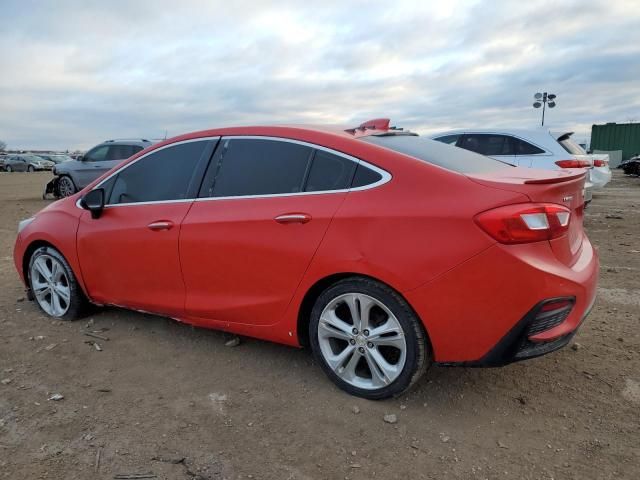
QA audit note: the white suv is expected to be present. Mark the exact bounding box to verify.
[430,128,612,198]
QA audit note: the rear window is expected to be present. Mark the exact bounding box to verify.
[361,135,513,174]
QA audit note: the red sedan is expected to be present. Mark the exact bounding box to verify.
[14,119,598,399]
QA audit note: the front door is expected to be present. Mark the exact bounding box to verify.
[76,139,215,315]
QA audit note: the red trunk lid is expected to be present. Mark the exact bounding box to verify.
[467,167,587,266]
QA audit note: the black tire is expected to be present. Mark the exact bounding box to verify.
[28,165,35,172]
[57,175,77,197]
[6,165,12,172]
[28,246,89,320]
[309,277,430,399]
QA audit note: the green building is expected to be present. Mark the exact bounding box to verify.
[591,122,640,160]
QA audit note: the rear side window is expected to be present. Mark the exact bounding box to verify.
[305,150,356,192]
[106,144,143,160]
[459,134,515,156]
[361,135,513,174]
[514,138,545,155]
[433,134,461,145]
[108,140,208,204]
[201,138,313,197]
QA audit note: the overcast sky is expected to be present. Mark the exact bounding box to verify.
[1,0,639,150]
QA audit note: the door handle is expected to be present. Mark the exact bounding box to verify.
[147,221,174,231]
[274,213,312,224]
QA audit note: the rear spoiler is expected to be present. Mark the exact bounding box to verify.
[524,171,586,184]
[556,132,574,142]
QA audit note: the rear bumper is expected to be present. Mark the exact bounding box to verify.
[584,181,594,202]
[405,237,599,364]
[442,296,595,367]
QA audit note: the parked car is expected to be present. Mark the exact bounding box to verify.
[45,139,153,198]
[430,128,610,200]
[0,154,7,171]
[620,155,640,175]
[14,119,598,399]
[3,154,54,172]
[37,153,74,164]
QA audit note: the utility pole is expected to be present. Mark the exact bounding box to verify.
[533,92,556,126]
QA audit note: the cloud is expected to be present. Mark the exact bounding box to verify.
[0,0,639,150]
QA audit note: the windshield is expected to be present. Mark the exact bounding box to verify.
[23,155,43,162]
[361,135,513,174]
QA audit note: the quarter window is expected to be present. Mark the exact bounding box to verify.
[305,150,356,192]
[108,140,209,204]
[514,139,545,155]
[351,164,383,188]
[201,138,313,197]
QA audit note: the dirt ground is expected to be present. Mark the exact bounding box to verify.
[0,171,638,480]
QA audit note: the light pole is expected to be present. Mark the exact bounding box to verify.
[533,92,556,126]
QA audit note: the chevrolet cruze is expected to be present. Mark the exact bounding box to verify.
[14,119,598,399]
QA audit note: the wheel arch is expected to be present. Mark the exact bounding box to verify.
[22,239,88,300]
[296,272,432,351]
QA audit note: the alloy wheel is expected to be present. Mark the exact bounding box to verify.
[317,293,407,390]
[58,177,75,197]
[29,254,71,317]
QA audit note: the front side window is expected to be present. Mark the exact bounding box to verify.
[201,138,313,197]
[85,145,109,162]
[459,134,515,156]
[108,140,209,204]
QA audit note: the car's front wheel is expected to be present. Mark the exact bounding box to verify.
[28,165,35,172]
[310,277,429,399]
[57,176,77,197]
[28,246,87,320]
[6,165,12,172]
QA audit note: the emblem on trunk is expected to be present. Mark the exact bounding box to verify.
[562,195,573,203]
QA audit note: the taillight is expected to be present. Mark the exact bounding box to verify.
[593,159,608,167]
[474,203,571,244]
[555,159,591,168]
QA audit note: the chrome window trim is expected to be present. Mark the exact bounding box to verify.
[76,135,391,209]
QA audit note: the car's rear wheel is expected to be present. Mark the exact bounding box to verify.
[28,165,35,172]
[28,246,87,320]
[310,277,429,399]
[57,176,76,197]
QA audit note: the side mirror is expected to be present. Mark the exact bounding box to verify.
[79,155,86,162]
[80,188,105,219]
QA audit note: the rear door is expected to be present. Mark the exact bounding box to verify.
[180,137,355,325]
[458,134,517,165]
